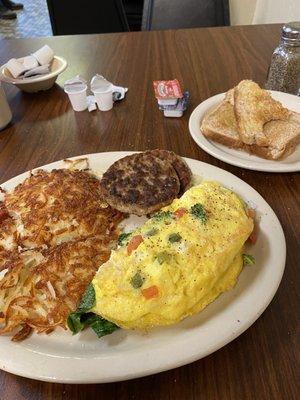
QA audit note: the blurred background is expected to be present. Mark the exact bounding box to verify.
[0,0,299,39]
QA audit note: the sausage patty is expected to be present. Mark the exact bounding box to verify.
[145,149,192,195]
[100,153,180,216]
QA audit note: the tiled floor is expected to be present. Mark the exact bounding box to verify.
[0,0,52,39]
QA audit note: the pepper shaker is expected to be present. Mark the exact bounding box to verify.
[0,83,12,131]
[265,21,300,95]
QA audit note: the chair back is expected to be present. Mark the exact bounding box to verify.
[142,0,230,31]
[47,0,129,35]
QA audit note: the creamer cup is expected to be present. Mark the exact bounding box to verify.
[64,84,87,112]
[93,86,113,111]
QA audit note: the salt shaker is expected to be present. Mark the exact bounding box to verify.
[265,21,300,95]
[0,83,12,131]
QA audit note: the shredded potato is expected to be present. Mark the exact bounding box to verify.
[4,168,121,248]
[0,164,124,341]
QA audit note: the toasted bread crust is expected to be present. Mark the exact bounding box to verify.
[234,80,289,146]
[201,98,244,149]
[201,126,245,149]
[254,112,300,159]
[225,88,234,105]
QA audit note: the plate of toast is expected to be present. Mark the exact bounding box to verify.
[189,80,300,172]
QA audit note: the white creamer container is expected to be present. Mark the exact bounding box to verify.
[93,86,113,111]
[0,83,12,131]
[64,83,88,112]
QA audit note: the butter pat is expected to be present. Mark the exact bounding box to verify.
[160,91,189,118]
[163,109,184,117]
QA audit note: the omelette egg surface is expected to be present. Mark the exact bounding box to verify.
[92,181,253,330]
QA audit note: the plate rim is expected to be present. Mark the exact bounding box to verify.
[188,91,300,173]
[0,151,286,383]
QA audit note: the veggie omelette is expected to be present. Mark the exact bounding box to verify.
[69,181,254,334]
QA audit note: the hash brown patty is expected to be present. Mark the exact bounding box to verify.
[100,153,180,216]
[0,166,124,341]
[4,169,123,249]
[0,236,116,341]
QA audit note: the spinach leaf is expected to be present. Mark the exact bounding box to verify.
[67,311,119,337]
[67,312,85,334]
[118,232,132,246]
[67,312,119,338]
[78,283,96,312]
[67,283,119,338]
[152,211,172,221]
[190,203,207,223]
[84,314,119,338]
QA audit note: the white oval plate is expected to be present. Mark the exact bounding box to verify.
[189,91,300,172]
[0,152,286,383]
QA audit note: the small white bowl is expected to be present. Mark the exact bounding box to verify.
[0,55,67,93]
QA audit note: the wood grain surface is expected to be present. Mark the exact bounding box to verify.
[0,25,299,400]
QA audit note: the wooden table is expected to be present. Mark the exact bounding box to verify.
[0,25,299,400]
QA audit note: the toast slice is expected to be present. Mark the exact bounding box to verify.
[200,92,300,160]
[250,112,300,160]
[225,88,234,105]
[234,80,290,146]
[200,94,244,149]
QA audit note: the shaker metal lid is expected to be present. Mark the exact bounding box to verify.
[282,21,300,44]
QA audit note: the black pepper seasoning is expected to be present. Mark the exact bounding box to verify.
[265,21,300,95]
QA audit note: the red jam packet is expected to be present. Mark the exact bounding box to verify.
[153,79,183,100]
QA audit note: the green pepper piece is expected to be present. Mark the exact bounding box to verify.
[168,233,182,243]
[156,251,171,265]
[130,272,144,288]
[145,227,159,237]
[243,254,255,265]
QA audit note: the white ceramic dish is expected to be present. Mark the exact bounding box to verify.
[189,91,300,172]
[0,55,67,93]
[0,152,286,383]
